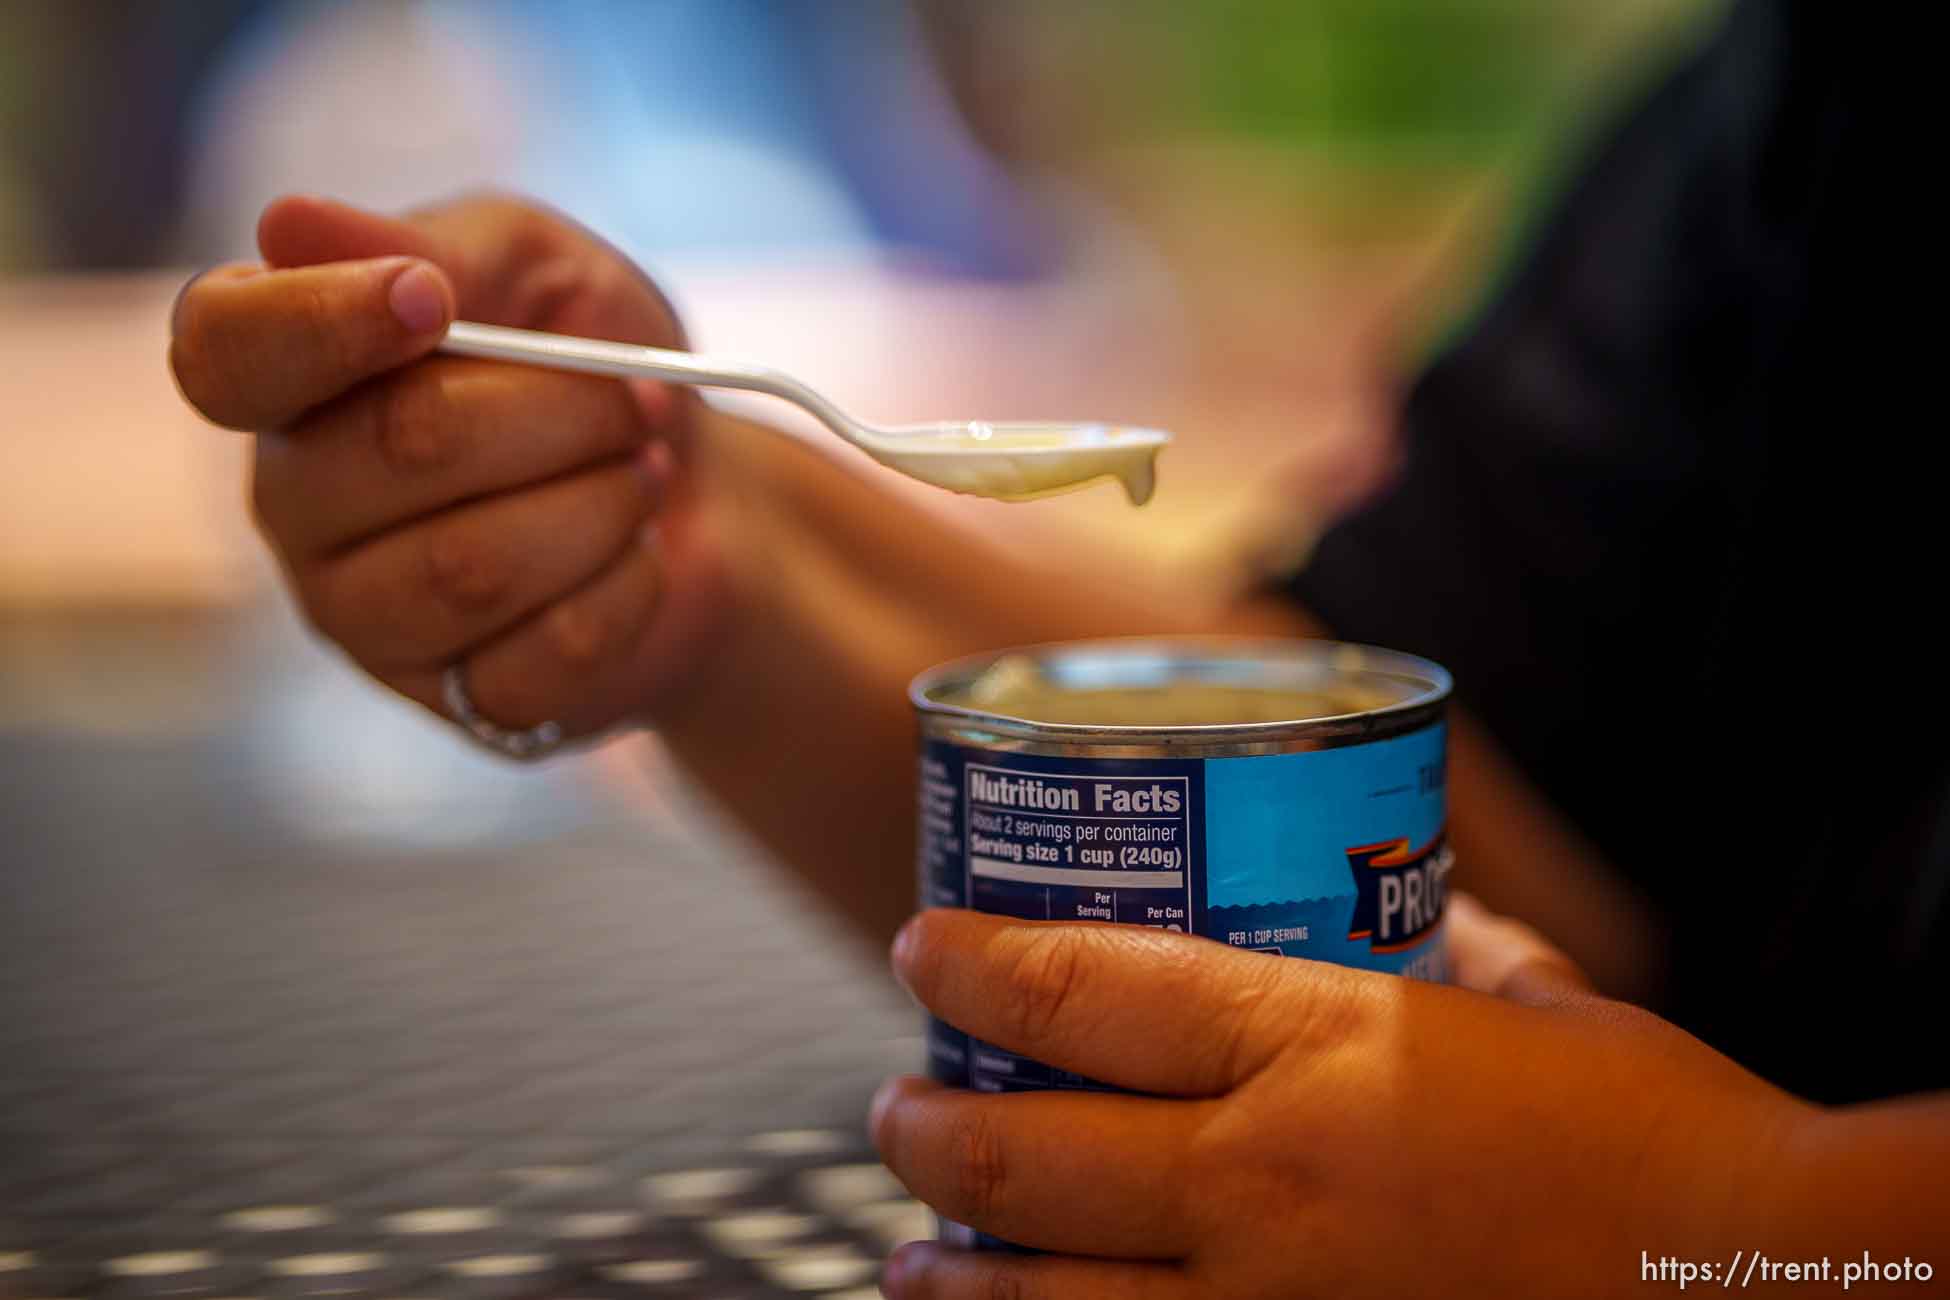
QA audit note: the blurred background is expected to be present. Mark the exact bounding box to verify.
[1,1,1719,1296]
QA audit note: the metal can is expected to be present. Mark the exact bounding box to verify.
[910,636,1453,1102]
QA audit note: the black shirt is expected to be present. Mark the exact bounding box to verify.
[1292,0,1944,1104]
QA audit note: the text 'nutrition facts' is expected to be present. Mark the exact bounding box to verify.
[963,764,1191,930]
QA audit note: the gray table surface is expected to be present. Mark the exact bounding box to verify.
[0,607,924,1299]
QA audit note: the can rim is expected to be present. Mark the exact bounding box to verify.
[909,635,1451,745]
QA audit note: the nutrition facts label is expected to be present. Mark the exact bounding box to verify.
[963,763,1191,929]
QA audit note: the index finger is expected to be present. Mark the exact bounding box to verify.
[169,254,453,431]
[894,910,1373,1096]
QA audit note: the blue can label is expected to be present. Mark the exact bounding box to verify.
[917,721,1449,1092]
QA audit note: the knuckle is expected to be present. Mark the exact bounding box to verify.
[477,191,554,249]
[948,1108,1009,1226]
[293,278,358,377]
[1208,971,1282,1090]
[421,524,509,614]
[1186,1086,1266,1188]
[539,598,613,671]
[371,369,465,476]
[998,928,1089,1046]
[586,260,685,348]
[583,261,633,307]
[551,371,642,450]
[509,254,589,324]
[985,1272,1027,1300]
[1181,1114,1232,1189]
[1210,1008,1262,1097]
[1299,964,1375,1046]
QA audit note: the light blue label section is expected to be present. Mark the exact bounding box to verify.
[1205,723,1446,908]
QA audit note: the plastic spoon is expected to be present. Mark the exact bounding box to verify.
[438,321,1168,505]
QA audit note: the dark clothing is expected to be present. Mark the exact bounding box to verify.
[1293,0,1943,1103]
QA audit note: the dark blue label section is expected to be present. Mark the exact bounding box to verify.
[1344,832,1451,953]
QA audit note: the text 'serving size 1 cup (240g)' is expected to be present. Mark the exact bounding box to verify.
[910,638,1453,1247]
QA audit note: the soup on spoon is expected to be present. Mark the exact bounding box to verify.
[864,421,1169,505]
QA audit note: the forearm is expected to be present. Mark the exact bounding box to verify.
[657,410,1664,995]
[1626,1095,1950,1296]
[1755,1096,1950,1274]
[1451,983,1946,1297]
[653,412,1205,948]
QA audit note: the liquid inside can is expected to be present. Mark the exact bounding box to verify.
[911,637,1453,1105]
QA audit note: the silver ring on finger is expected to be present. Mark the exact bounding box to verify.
[441,662,565,761]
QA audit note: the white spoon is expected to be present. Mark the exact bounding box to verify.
[438,321,1168,505]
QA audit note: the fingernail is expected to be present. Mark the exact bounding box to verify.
[169,270,204,337]
[866,1078,899,1148]
[882,1242,934,1295]
[889,915,922,991]
[388,261,448,334]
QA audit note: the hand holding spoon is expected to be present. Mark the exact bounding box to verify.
[438,321,1169,505]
